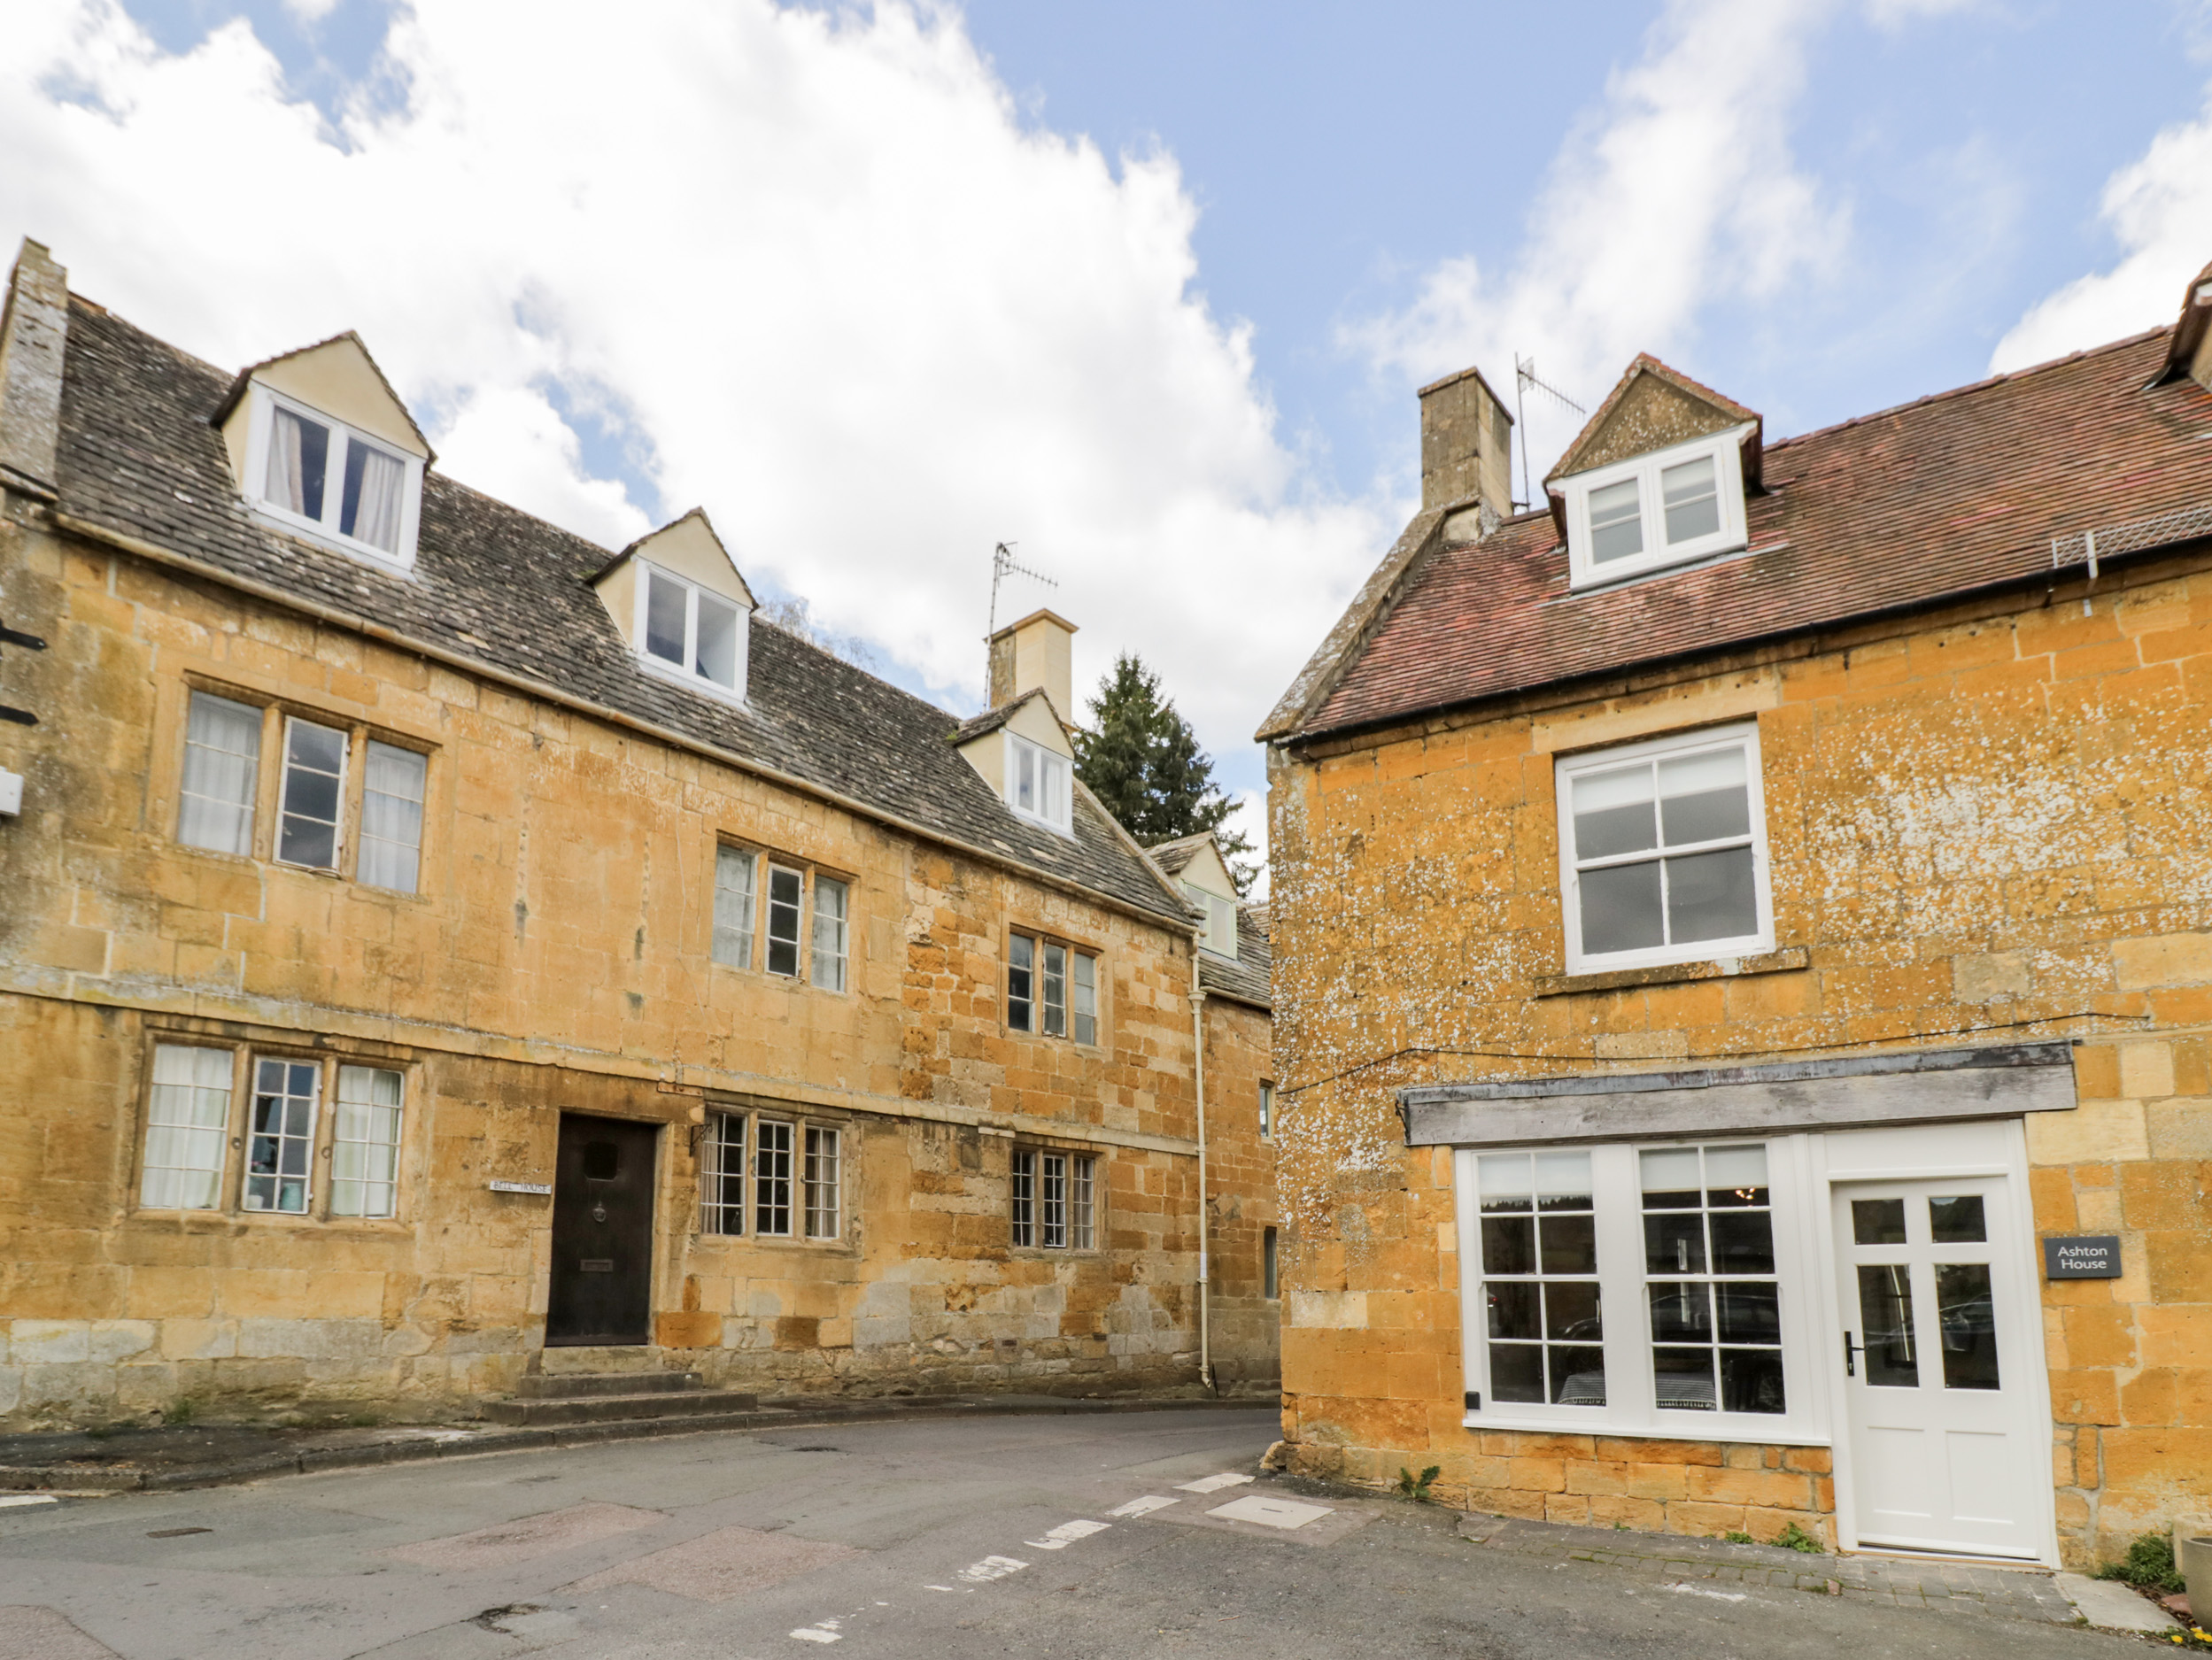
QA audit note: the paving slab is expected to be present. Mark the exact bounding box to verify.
[2055,1571,2184,1633]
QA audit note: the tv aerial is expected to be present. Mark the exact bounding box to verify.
[1513,354,1584,512]
[986,541,1056,696]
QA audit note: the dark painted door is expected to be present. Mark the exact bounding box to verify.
[545,1115,658,1346]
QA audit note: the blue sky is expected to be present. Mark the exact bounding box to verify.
[7,0,2212,859]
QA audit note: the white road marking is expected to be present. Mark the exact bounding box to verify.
[1665,1583,1747,1602]
[0,1494,58,1509]
[956,1555,1030,1584]
[1174,1472,1255,1494]
[790,1628,842,1643]
[1207,1495,1334,1530]
[924,1585,957,1593]
[1107,1495,1179,1517]
[1025,1519,1110,1549]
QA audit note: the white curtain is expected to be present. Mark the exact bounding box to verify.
[347,443,406,552]
[265,407,308,514]
[178,691,260,855]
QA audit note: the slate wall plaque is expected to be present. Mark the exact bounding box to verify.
[2043,1235,2121,1278]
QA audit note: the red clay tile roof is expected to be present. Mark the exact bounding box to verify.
[1292,327,2212,740]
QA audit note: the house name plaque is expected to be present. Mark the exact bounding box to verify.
[487,1179,553,1196]
[2042,1235,2121,1278]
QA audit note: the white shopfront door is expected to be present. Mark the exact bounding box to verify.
[1830,1175,2044,1557]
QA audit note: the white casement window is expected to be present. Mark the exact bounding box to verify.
[1005,732,1072,835]
[713,846,757,968]
[701,1111,747,1236]
[1008,934,1035,1031]
[276,716,347,871]
[1555,723,1770,975]
[754,1117,795,1235]
[1185,884,1239,957]
[1011,1149,1095,1249]
[765,865,805,977]
[330,1065,404,1218]
[358,741,427,893]
[811,876,849,992]
[804,1125,841,1239]
[245,390,422,571]
[636,562,748,700]
[140,1045,234,1210]
[1455,1139,1816,1440]
[1071,951,1097,1046]
[244,1056,321,1215]
[178,691,261,855]
[1560,427,1752,589]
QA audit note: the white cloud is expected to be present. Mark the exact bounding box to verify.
[0,0,1387,768]
[1342,0,1845,484]
[1990,82,2212,372]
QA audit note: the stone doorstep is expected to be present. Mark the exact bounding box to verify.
[0,1394,1276,1494]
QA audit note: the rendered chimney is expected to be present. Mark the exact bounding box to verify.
[1417,364,1513,514]
[0,239,69,498]
[988,608,1077,719]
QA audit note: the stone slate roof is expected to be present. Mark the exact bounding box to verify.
[1144,832,1210,876]
[1198,904,1270,1010]
[1272,323,2212,741]
[51,297,1188,926]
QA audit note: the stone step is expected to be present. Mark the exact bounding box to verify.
[513,1371,704,1400]
[481,1389,760,1427]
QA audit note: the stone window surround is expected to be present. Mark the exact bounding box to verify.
[127,1022,415,1231]
[1004,926,1103,1046]
[706,837,857,994]
[692,1100,858,1251]
[173,675,435,898]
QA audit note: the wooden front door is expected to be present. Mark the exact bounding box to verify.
[545,1115,659,1347]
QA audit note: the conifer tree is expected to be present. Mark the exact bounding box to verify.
[1071,653,1256,892]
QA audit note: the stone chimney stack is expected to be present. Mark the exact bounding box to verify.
[987,608,1078,719]
[0,239,68,499]
[1418,364,1513,515]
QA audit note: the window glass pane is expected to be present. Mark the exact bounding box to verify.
[1852,1198,1907,1246]
[645,570,687,666]
[1587,476,1643,563]
[330,1065,403,1217]
[1570,765,1657,859]
[701,1111,746,1235]
[1263,1226,1278,1299]
[1705,1145,1769,1206]
[1579,861,1663,956]
[694,592,740,688]
[1257,1079,1272,1139]
[1489,1342,1544,1403]
[1929,1195,1986,1243]
[359,741,426,893]
[267,406,329,520]
[1654,1348,1716,1410]
[1534,1152,1591,1210]
[1660,454,1721,544]
[1040,753,1067,825]
[1857,1264,1920,1386]
[1007,934,1034,1031]
[277,718,345,869]
[1649,1281,1711,1343]
[1010,1148,1035,1247]
[1040,1152,1068,1247]
[754,1118,793,1235]
[1657,749,1750,845]
[1716,1281,1781,1344]
[1487,1281,1539,1340]
[1665,846,1757,943]
[244,1055,318,1214]
[1708,1210,1775,1274]
[713,846,756,968]
[1070,1154,1094,1248]
[179,691,261,855]
[765,866,803,977]
[1041,942,1066,1037]
[1477,1154,1532,1211]
[810,876,849,992]
[142,1045,232,1210]
[1072,953,1097,1046]
[1538,1212,1596,1274]
[1481,1213,1535,1275]
[1013,740,1037,813]
[1936,1263,1999,1390]
[1719,1348,1788,1413]
[1543,1281,1601,1340]
[1642,1143,1783,1415]
[804,1125,840,1239]
[1639,1148,1702,1208]
[1481,1148,1601,1408]
[1644,1211,1706,1275]
[1551,1346,1606,1405]
[339,439,406,552]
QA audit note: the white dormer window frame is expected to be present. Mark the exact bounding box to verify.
[1561,424,1753,591]
[631,559,750,706]
[1184,882,1239,959]
[1004,731,1072,837]
[240,385,424,575]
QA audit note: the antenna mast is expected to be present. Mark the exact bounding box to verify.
[1513,354,1585,512]
[986,541,1056,702]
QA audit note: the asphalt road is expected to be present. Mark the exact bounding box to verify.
[0,1407,2126,1658]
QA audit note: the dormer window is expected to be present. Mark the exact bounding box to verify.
[1562,425,1752,590]
[1185,883,1239,958]
[243,391,424,569]
[638,563,746,695]
[1006,732,1071,835]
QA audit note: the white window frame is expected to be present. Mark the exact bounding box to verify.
[1186,884,1239,958]
[330,1064,405,1219]
[713,845,758,969]
[1560,425,1752,590]
[810,875,850,992]
[1450,1137,1826,1445]
[240,385,424,575]
[1002,731,1073,837]
[764,863,806,978]
[358,739,428,894]
[1554,722,1773,977]
[631,558,750,705]
[276,714,349,874]
[1011,1147,1097,1250]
